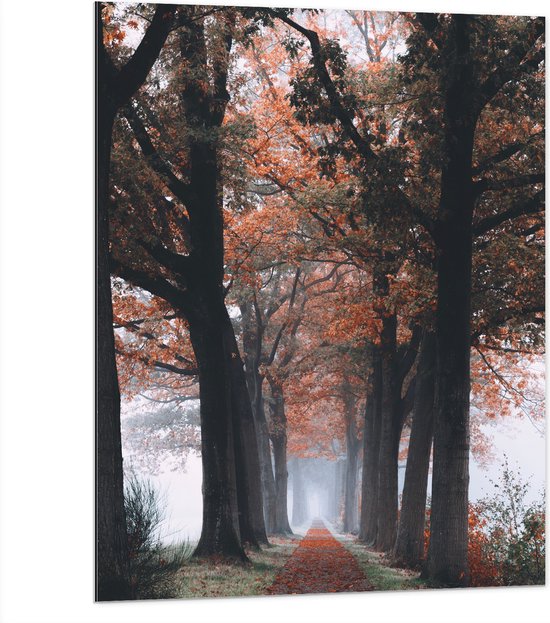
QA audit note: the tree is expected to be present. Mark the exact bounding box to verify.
[405,15,544,586]
[96,2,176,599]
[393,329,436,567]
[107,5,278,557]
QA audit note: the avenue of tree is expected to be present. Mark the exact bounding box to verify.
[96,4,544,599]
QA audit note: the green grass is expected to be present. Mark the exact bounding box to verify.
[165,534,429,598]
[174,538,298,599]
[339,538,429,592]
[130,540,196,599]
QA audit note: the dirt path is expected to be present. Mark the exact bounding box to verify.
[267,519,373,595]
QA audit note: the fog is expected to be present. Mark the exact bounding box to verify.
[126,411,545,544]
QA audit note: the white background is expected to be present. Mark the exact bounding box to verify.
[0,0,547,621]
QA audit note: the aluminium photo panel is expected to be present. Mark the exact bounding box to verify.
[95,1,545,602]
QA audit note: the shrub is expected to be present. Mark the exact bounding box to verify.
[474,458,545,586]
[124,472,192,599]
[467,505,502,587]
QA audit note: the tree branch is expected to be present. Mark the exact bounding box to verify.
[113,313,177,329]
[472,130,544,176]
[110,256,189,312]
[99,3,177,109]
[136,238,190,280]
[397,324,423,386]
[152,361,199,376]
[474,172,544,196]
[473,189,544,236]
[112,5,176,106]
[123,103,194,208]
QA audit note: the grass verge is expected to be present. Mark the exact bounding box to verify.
[339,538,429,591]
[175,537,298,599]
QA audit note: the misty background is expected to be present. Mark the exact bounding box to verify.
[122,402,545,544]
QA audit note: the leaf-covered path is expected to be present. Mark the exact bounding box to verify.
[267,519,373,595]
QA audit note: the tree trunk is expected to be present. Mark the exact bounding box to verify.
[272,435,292,533]
[374,311,400,552]
[269,380,292,534]
[393,330,436,568]
[291,458,308,527]
[424,15,475,587]
[223,314,268,547]
[342,377,361,534]
[185,133,246,560]
[343,441,360,534]
[359,346,382,544]
[256,402,278,533]
[189,306,245,560]
[96,104,132,601]
[240,302,277,534]
[178,28,260,555]
[335,457,346,528]
[356,457,362,525]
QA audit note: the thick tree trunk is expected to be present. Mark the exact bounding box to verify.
[96,105,132,601]
[269,380,292,535]
[223,314,268,547]
[359,347,382,544]
[272,435,292,533]
[393,330,436,568]
[186,135,246,559]
[291,458,308,527]
[179,29,266,553]
[424,16,475,587]
[240,302,277,534]
[342,377,361,534]
[189,307,245,560]
[374,311,400,552]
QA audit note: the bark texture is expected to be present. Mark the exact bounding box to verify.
[424,16,476,586]
[97,109,131,600]
[374,310,400,552]
[268,378,293,535]
[224,317,268,547]
[189,307,243,558]
[393,330,436,568]
[240,302,277,533]
[343,379,361,534]
[359,347,382,544]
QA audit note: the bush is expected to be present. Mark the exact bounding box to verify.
[474,458,545,586]
[124,472,192,599]
[467,505,502,587]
